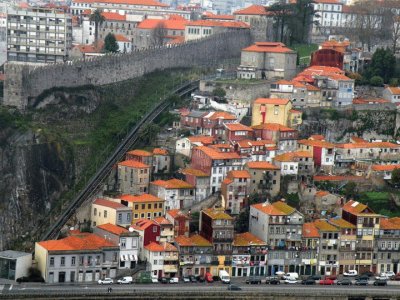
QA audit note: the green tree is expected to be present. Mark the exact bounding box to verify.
[389,78,399,87]
[343,182,357,199]
[103,33,119,53]
[212,87,226,98]
[365,48,396,83]
[287,0,317,44]
[89,9,105,46]
[369,75,384,86]
[392,168,400,185]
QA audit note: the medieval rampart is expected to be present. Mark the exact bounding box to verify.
[4,31,251,109]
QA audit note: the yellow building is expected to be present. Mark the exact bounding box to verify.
[119,193,165,221]
[251,98,301,128]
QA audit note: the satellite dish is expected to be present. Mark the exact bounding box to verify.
[129,227,134,232]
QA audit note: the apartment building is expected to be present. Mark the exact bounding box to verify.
[118,193,165,221]
[149,179,195,210]
[91,198,132,228]
[244,161,280,198]
[7,7,72,63]
[221,170,251,215]
[117,160,150,195]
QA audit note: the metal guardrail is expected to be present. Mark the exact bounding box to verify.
[41,81,199,241]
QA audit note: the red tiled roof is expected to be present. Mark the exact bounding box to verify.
[329,218,356,229]
[202,12,235,20]
[202,208,233,220]
[181,168,209,177]
[371,164,400,172]
[233,4,269,15]
[302,222,320,238]
[93,198,126,209]
[153,216,172,225]
[315,190,330,197]
[151,178,194,189]
[114,34,130,42]
[228,170,251,179]
[119,194,163,203]
[298,139,335,148]
[95,0,168,7]
[38,233,117,251]
[243,42,294,53]
[145,242,177,252]
[224,122,253,131]
[246,161,279,170]
[274,151,313,162]
[118,160,150,168]
[137,18,188,30]
[254,98,289,105]
[251,123,295,132]
[186,20,249,28]
[314,219,339,232]
[97,223,129,235]
[187,135,215,145]
[166,209,190,220]
[233,232,267,246]
[153,148,169,155]
[252,201,295,216]
[131,218,157,230]
[195,146,241,160]
[387,86,400,95]
[380,218,400,230]
[127,149,153,157]
[336,142,399,149]
[204,111,237,120]
[102,12,126,21]
[353,98,390,104]
[175,234,212,246]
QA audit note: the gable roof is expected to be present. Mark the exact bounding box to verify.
[175,234,212,247]
[119,193,163,203]
[233,4,269,15]
[126,149,153,157]
[187,135,215,145]
[252,200,295,216]
[228,170,251,179]
[274,151,313,162]
[342,200,377,216]
[246,161,279,170]
[102,12,126,21]
[186,20,249,28]
[95,0,168,7]
[224,122,253,131]
[298,139,335,149]
[166,209,190,220]
[114,34,130,42]
[137,18,188,30]
[195,146,241,160]
[329,218,356,229]
[93,198,126,209]
[153,148,169,155]
[181,168,209,177]
[153,216,172,225]
[38,233,117,251]
[145,242,177,252]
[202,208,233,220]
[251,123,295,132]
[151,178,194,189]
[131,218,158,230]
[302,222,320,238]
[203,111,237,120]
[97,223,129,235]
[314,219,339,232]
[371,164,400,172]
[118,160,150,168]
[386,86,400,95]
[233,232,267,247]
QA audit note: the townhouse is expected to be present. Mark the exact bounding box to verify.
[234,139,277,163]
[221,170,251,215]
[174,234,213,277]
[117,160,150,195]
[201,111,237,138]
[251,98,301,128]
[118,193,164,221]
[252,123,299,153]
[175,135,215,158]
[35,232,119,283]
[199,208,234,276]
[126,149,153,166]
[273,151,314,179]
[342,200,382,274]
[298,136,335,173]
[244,161,280,198]
[301,223,320,276]
[233,4,270,25]
[181,168,210,201]
[130,219,160,260]
[91,198,132,227]
[154,216,174,243]
[371,164,400,181]
[144,242,178,278]
[223,123,254,143]
[376,218,400,274]
[93,223,139,270]
[310,0,344,43]
[165,209,190,237]
[232,232,267,277]
[249,201,304,275]
[152,148,171,174]
[270,80,321,108]
[237,42,297,80]
[191,146,243,193]
[383,86,400,103]
[149,179,195,210]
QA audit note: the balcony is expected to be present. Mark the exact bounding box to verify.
[286,233,302,241]
[339,246,354,251]
[163,265,178,273]
[164,255,178,261]
[224,260,232,266]
[181,260,194,265]
[356,245,373,251]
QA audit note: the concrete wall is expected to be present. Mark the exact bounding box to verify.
[4,31,251,110]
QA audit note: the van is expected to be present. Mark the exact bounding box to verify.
[283,272,299,280]
[205,272,214,283]
[169,277,179,284]
[219,270,230,284]
[117,276,133,284]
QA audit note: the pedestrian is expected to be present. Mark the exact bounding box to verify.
[110,287,112,293]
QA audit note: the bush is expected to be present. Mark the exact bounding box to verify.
[369,76,384,86]
[389,78,399,87]
[212,87,226,98]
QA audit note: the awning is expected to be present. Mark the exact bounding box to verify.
[130,254,136,261]
[120,255,126,262]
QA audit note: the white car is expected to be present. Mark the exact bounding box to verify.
[169,277,179,284]
[98,278,113,285]
[343,270,358,277]
[284,278,298,284]
[381,271,395,278]
[117,276,133,284]
[275,271,285,276]
[375,275,390,280]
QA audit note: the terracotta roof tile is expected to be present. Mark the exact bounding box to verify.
[313,175,364,182]
[233,232,267,247]
[243,42,294,53]
[93,198,126,209]
[186,20,249,28]
[342,200,378,216]
[114,34,130,42]
[315,190,330,197]
[153,148,169,155]
[387,86,400,95]
[101,12,126,21]
[254,98,289,105]
[251,123,295,132]
[203,111,237,120]
[137,18,188,30]
[119,194,163,203]
[97,223,129,235]
[329,218,356,229]
[151,178,194,189]
[302,223,320,238]
[372,164,400,172]
[380,218,400,230]
[166,209,190,220]
[202,208,233,220]
[187,136,215,145]
[274,151,313,162]
[298,139,335,148]
[252,201,295,216]
[175,234,212,247]
[145,242,177,252]
[224,123,253,131]
[353,98,390,104]
[228,170,251,179]
[233,4,269,15]
[38,233,117,251]
[118,160,150,168]
[153,217,172,225]
[131,218,158,230]
[314,219,339,232]
[246,161,279,170]
[95,0,168,7]
[127,149,153,157]
[181,168,209,177]
[195,146,241,160]
[336,142,399,149]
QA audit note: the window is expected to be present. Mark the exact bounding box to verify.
[153,226,158,233]
[154,260,157,265]
[274,105,279,115]
[93,208,97,216]
[118,213,122,223]
[142,204,145,209]
[61,257,65,267]
[121,238,126,249]
[79,256,84,266]
[104,210,107,218]
[71,256,76,266]
[50,257,54,267]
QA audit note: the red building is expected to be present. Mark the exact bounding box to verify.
[201,111,237,139]
[310,49,344,69]
[223,122,253,142]
[131,219,160,247]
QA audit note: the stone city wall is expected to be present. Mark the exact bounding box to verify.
[4,31,252,110]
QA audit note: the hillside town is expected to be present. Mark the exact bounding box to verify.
[2,0,400,297]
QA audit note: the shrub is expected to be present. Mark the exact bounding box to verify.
[369,76,384,86]
[389,78,399,87]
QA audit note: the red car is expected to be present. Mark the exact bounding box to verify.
[319,278,334,285]
[205,272,214,283]
[327,275,337,280]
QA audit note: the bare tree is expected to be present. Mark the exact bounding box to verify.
[151,22,167,47]
[392,16,400,53]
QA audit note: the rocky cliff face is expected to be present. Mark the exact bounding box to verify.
[0,129,74,251]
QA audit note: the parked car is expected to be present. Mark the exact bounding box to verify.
[379,271,395,279]
[197,276,205,283]
[308,275,321,280]
[283,272,299,280]
[337,278,352,286]
[355,275,369,281]
[319,278,334,285]
[343,270,358,277]
[275,271,285,276]
[227,284,242,291]
[159,277,168,284]
[393,273,400,281]
[205,272,214,283]
[265,276,280,285]
[98,278,113,285]
[182,276,190,283]
[169,277,179,284]
[373,279,388,286]
[375,274,391,280]
[117,276,133,284]
[301,278,315,285]
[284,278,298,284]
[189,275,197,283]
[360,271,374,277]
[355,279,368,286]
[246,277,262,284]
